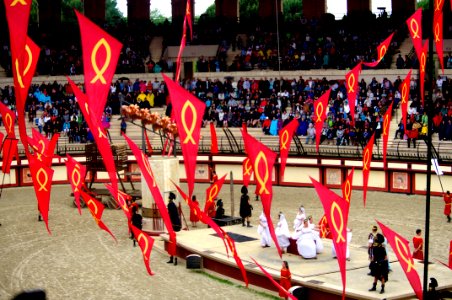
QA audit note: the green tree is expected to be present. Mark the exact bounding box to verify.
[283,0,301,22]
[240,0,259,21]
[205,3,216,18]
[416,0,428,9]
[151,9,169,25]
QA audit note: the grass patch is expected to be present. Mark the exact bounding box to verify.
[192,270,280,299]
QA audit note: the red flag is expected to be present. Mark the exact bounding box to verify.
[342,168,354,204]
[434,11,444,74]
[2,138,18,174]
[363,33,394,67]
[419,42,428,106]
[68,78,119,201]
[3,0,31,60]
[163,73,205,198]
[314,89,332,152]
[79,189,117,241]
[65,154,86,215]
[318,214,332,239]
[123,134,177,256]
[279,119,299,180]
[29,156,54,234]
[105,183,132,221]
[28,128,59,167]
[242,157,253,187]
[377,221,423,300]
[0,102,16,138]
[345,63,362,124]
[209,122,218,154]
[435,0,445,11]
[131,225,155,276]
[251,258,297,300]
[407,9,423,61]
[204,173,227,214]
[75,10,122,120]
[175,16,187,82]
[185,0,193,40]
[362,133,375,207]
[242,129,282,258]
[400,70,412,133]
[144,129,153,156]
[242,122,248,134]
[311,177,349,299]
[382,102,394,167]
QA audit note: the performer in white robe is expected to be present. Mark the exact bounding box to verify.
[293,206,306,230]
[297,219,317,259]
[275,213,291,253]
[308,216,324,254]
[332,228,352,260]
[257,212,271,247]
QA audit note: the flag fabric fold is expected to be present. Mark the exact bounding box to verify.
[342,168,354,204]
[314,89,332,152]
[209,122,219,154]
[242,129,282,258]
[242,157,253,187]
[0,102,16,138]
[105,183,132,221]
[345,63,362,124]
[434,11,444,74]
[162,73,205,198]
[420,42,428,106]
[363,33,394,67]
[204,173,227,214]
[131,225,155,276]
[311,177,349,299]
[65,154,87,215]
[407,9,423,62]
[279,119,299,180]
[382,102,394,167]
[123,134,177,256]
[362,133,375,207]
[400,70,412,134]
[2,138,18,174]
[377,221,423,300]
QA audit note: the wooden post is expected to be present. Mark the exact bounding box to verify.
[230,171,234,217]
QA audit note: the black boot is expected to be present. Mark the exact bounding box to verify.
[247,221,252,228]
[369,283,377,291]
[380,284,385,294]
[167,256,173,264]
[174,257,178,266]
[133,240,136,247]
[242,219,246,227]
[38,215,42,222]
[448,215,451,223]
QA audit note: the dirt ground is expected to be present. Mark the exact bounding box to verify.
[0,183,451,300]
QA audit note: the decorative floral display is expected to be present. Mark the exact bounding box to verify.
[121,105,178,136]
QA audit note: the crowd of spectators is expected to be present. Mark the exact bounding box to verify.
[0,72,451,148]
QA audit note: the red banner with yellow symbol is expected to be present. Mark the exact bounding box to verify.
[377,221,423,300]
[11,37,40,153]
[251,257,297,300]
[131,225,155,276]
[0,102,16,138]
[407,9,423,63]
[342,168,354,205]
[382,102,394,167]
[28,128,59,168]
[242,157,253,187]
[144,129,153,156]
[420,42,428,106]
[434,11,444,74]
[400,70,412,133]
[363,33,394,67]
[3,0,31,60]
[29,156,54,234]
[105,183,132,221]
[242,129,282,258]
[210,122,219,154]
[65,154,87,215]
[2,137,18,174]
[123,134,177,256]
[311,177,349,300]
[362,133,375,207]
[75,10,122,121]
[345,63,362,124]
[318,214,332,239]
[68,78,119,201]
[163,73,205,198]
[314,89,332,153]
[79,189,117,242]
[173,182,249,286]
[175,16,187,82]
[279,118,299,180]
[203,173,227,214]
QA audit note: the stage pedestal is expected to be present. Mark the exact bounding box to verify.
[141,157,179,234]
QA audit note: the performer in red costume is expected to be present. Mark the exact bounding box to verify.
[444,190,452,223]
[412,229,424,261]
[279,261,292,298]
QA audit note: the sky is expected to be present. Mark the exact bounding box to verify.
[116,0,394,19]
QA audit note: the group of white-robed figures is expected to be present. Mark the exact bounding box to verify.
[257,206,352,259]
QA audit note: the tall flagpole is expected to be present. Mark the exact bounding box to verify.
[423,0,434,298]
